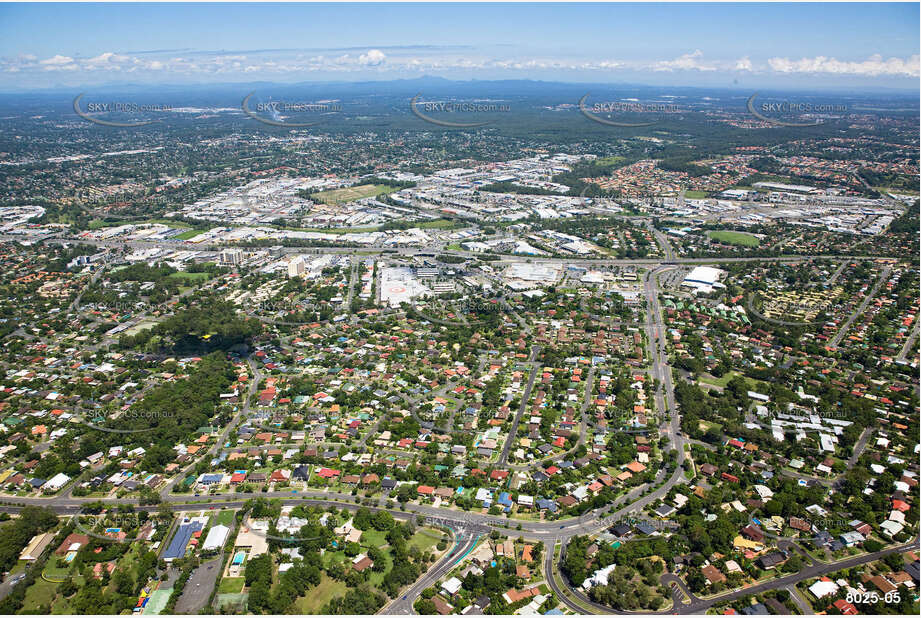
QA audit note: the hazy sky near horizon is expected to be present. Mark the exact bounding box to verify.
[1,2,918,91]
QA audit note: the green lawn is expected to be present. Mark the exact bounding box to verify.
[699,370,767,392]
[416,218,461,230]
[708,230,761,247]
[42,559,75,582]
[212,510,235,526]
[22,576,60,610]
[148,218,193,228]
[683,190,709,199]
[359,529,388,547]
[167,271,211,282]
[218,577,245,594]
[311,184,398,205]
[697,419,723,432]
[294,573,348,614]
[175,229,208,240]
[698,372,734,389]
[408,528,441,553]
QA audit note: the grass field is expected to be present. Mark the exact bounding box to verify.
[311,184,398,205]
[122,319,158,336]
[212,510,235,526]
[217,577,245,594]
[359,528,388,547]
[167,271,211,282]
[175,229,208,240]
[408,528,443,553]
[708,230,761,247]
[294,574,347,613]
[697,419,723,432]
[699,370,767,391]
[23,575,61,610]
[683,190,709,199]
[416,218,460,230]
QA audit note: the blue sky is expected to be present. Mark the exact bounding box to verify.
[1,3,918,91]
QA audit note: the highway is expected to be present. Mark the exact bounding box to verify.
[0,233,900,268]
[384,532,482,615]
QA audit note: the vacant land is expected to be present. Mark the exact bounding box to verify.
[409,527,446,554]
[708,230,761,247]
[175,229,209,240]
[294,573,347,613]
[217,577,245,594]
[312,184,398,205]
[699,370,767,391]
[212,510,235,526]
[167,271,211,282]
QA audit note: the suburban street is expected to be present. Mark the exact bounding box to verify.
[0,249,915,616]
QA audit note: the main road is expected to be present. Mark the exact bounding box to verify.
[829,265,891,348]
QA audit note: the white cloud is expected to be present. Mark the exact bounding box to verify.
[653,49,716,72]
[85,52,131,69]
[1,48,917,83]
[767,54,920,77]
[358,49,386,66]
[39,54,74,66]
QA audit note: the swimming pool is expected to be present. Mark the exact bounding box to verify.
[232,551,246,566]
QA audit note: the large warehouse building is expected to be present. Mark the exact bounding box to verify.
[681,266,726,294]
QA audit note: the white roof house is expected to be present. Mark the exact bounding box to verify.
[582,563,617,590]
[44,472,71,492]
[880,520,904,537]
[889,510,906,524]
[442,577,463,596]
[808,580,839,598]
[202,524,229,551]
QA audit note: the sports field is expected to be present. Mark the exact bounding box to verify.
[311,184,398,205]
[708,230,761,247]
